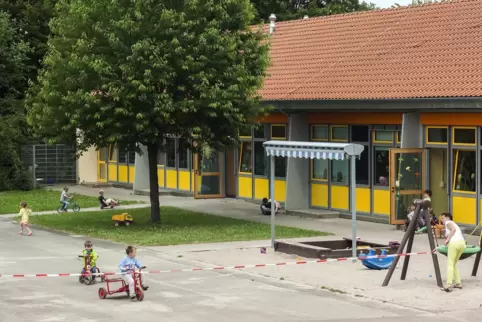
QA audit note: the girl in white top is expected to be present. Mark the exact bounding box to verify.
[440,212,465,292]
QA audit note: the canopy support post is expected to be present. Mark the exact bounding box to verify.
[350,155,357,260]
[270,155,275,249]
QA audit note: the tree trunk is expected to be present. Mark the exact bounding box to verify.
[147,143,161,223]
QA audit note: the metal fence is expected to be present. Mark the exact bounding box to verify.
[21,144,77,186]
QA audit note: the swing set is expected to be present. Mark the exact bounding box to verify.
[383,203,482,288]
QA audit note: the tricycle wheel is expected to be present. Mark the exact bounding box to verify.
[136,290,144,301]
[84,275,93,285]
[73,204,81,212]
[98,287,107,299]
[78,275,84,284]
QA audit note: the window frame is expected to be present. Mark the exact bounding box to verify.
[452,126,476,146]
[238,141,252,175]
[311,125,329,141]
[330,125,348,142]
[372,130,393,144]
[452,148,476,194]
[240,127,252,139]
[396,131,401,144]
[311,159,329,182]
[270,124,287,140]
[425,126,448,145]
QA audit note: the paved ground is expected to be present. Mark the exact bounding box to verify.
[2,185,482,321]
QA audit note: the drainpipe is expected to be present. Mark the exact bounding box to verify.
[269,13,276,35]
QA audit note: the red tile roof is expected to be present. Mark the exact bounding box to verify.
[259,0,482,100]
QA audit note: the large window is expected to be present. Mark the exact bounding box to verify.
[157,150,165,165]
[127,151,135,165]
[427,127,448,144]
[374,147,389,186]
[312,125,329,141]
[254,141,267,176]
[374,131,393,143]
[453,127,476,145]
[271,125,286,139]
[254,125,265,139]
[331,126,348,142]
[118,146,127,163]
[108,144,117,162]
[453,150,476,192]
[356,148,369,185]
[178,139,189,169]
[166,138,176,168]
[239,142,252,173]
[312,159,328,180]
[275,157,286,178]
[331,159,348,184]
[351,126,369,142]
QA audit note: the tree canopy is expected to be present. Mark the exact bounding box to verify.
[27,0,270,221]
[251,0,376,22]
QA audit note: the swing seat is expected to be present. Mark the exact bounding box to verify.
[437,245,481,260]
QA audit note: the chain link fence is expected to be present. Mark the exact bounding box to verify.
[21,144,77,187]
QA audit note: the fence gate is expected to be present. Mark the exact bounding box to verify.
[22,144,77,186]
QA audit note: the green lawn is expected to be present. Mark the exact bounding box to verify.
[0,189,142,214]
[27,206,329,245]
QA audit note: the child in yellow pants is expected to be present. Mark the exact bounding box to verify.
[441,212,465,292]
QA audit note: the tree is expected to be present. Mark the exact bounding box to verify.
[0,11,32,190]
[251,0,376,22]
[27,0,270,222]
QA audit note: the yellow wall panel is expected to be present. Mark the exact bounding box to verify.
[118,165,128,183]
[128,166,135,183]
[157,167,165,188]
[311,183,328,208]
[178,171,191,191]
[191,172,194,192]
[356,188,371,213]
[108,164,117,181]
[275,180,286,202]
[166,169,177,189]
[373,189,390,216]
[254,178,269,200]
[331,185,349,210]
[453,196,476,225]
[238,176,253,198]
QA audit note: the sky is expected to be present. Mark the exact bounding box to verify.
[371,0,412,8]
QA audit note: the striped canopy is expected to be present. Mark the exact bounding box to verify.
[263,141,364,160]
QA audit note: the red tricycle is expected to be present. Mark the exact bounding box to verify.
[98,267,149,301]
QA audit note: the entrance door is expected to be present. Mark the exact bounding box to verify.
[97,148,108,182]
[194,152,223,198]
[428,148,448,217]
[390,148,427,225]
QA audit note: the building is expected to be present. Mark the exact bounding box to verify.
[79,0,482,226]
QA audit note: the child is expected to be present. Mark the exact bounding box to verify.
[19,201,32,236]
[119,246,148,300]
[81,240,98,282]
[60,186,72,212]
[99,190,120,209]
[260,198,281,216]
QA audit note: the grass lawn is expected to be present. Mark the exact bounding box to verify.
[0,189,142,214]
[27,206,329,245]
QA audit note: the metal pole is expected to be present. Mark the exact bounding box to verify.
[350,155,357,259]
[270,155,275,249]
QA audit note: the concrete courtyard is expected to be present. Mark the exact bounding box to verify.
[1,185,482,321]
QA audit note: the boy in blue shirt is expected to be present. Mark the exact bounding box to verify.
[119,246,148,300]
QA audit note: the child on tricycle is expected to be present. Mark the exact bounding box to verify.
[98,246,148,301]
[79,240,103,285]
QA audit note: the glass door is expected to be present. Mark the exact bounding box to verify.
[390,148,427,225]
[97,148,108,182]
[194,152,223,198]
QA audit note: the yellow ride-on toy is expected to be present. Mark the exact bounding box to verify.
[112,213,133,226]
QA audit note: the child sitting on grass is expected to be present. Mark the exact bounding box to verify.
[19,201,32,236]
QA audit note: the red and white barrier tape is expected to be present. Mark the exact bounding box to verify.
[0,251,432,278]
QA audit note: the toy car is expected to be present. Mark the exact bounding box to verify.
[112,213,133,226]
[98,267,149,301]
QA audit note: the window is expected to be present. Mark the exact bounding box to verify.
[275,157,286,178]
[254,141,267,176]
[374,131,393,143]
[118,147,127,163]
[127,151,136,164]
[178,139,189,169]
[108,144,117,162]
[254,125,265,139]
[374,147,389,186]
[166,138,176,167]
[331,159,348,184]
[453,150,476,192]
[240,127,252,138]
[453,127,476,145]
[157,150,165,166]
[356,147,369,185]
[312,159,328,180]
[99,148,108,162]
[427,127,448,144]
[239,142,252,173]
[351,126,369,142]
[312,125,329,141]
[271,125,286,139]
[331,126,348,141]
